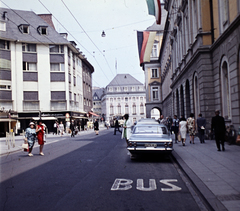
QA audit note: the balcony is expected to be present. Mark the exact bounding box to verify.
[51,100,67,111]
[23,101,39,111]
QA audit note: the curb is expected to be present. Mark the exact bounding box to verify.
[172,151,227,211]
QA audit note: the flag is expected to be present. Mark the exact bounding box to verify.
[146,0,161,25]
[137,31,156,66]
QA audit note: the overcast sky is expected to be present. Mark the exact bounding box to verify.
[1,0,165,88]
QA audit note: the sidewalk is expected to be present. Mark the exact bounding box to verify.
[172,135,240,211]
[0,125,106,156]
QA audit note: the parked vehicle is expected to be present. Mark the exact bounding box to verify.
[127,124,173,159]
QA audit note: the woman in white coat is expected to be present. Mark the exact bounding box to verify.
[121,114,132,147]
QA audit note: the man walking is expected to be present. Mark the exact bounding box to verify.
[211,110,226,151]
[113,118,122,135]
[197,113,206,143]
[70,120,75,137]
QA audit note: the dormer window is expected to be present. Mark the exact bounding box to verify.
[37,26,48,35]
[0,21,6,31]
[18,24,29,34]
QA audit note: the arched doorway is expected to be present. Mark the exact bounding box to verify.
[220,57,231,120]
[193,72,200,117]
[180,85,185,117]
[150,107,161,119]
[185,80,191,118]
[176,89,180,117]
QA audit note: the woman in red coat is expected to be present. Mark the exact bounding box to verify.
[36,120,45,155]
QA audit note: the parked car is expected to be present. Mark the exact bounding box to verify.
[127,124,173,159]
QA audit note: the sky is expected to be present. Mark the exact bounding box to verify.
[1,0,165,88]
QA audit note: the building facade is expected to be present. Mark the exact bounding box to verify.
[0,8,94,134]
[160,0,240,132]
[101,74,146,123]
[92,87,104,118]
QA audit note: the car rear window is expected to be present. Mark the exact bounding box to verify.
[133,126,168,134]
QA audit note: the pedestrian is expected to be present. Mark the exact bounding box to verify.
[179,117,187,146]
[66,121,70,134]
[105,120,110,129]
[36,120,45,156]
[167,116,173,132]
[53,121,58,135]
[172,115,179,143]
[187,113,196,144]
[121,114,132,147]
[114,118,122,135]
[25,122,37,156]
[70,120,75,137]
[58,121,64,136]
[197,113,206,143]
[211,110,226,151]
[94,119,99,135]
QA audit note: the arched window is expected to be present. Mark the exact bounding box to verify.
[110,104,114,115]
[176,89,180,117]
[221,58,231,119]
[132,103,136,115]
[117,104,121,114]
[185,80,191,117]
[140,103,144,115]
[125,104,129,114]
[180,85,185,117]
[193,73,200,117]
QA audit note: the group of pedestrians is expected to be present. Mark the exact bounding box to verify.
[162,110,226,151]
[24,120,45,157]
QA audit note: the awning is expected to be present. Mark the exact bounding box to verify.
[32,117,57,121]
[0,118,17,122]
[89,112,100,117]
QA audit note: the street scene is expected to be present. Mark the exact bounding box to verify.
[1,0,240,211]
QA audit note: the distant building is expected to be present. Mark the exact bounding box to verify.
[160,0,240,131]
[0,8,94,134]
[101,74,146,123]
[92,87,104,118]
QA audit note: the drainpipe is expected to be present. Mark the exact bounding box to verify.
[209,0,214,44]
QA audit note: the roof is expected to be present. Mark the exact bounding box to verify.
[0,8,69,44]
[107,74,143,87]
[92,88,104,100]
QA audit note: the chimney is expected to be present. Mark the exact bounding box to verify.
[3,11,7,20]
[38,14,55,29]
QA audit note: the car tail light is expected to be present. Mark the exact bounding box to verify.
[164,142,168,148]
[169,142,173,147]
[134,142,137,147]
[129,142,133,147]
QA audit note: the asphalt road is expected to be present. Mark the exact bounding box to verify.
[0,129,202,211]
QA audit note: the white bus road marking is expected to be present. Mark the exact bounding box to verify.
[136,179,157,191]
[111,179,182,191]
[160,179,182,191]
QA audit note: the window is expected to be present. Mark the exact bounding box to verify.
[117,104,121,114]
[37,26,48,35]
[23,62,37,71]
[108,87,113,92]
[69,73,71,83]
[0,85,11,89]
[69,92,72,101]
[18,24,29,34]
[117,97,120,101]
[22,43,36,52]
[117,87,120,92]
[140,103,144,114]
[152,86,159,101]
[151,44,158,57]
[74,93,77,102]
[151,69,158,78]
[0,39,9,50]
[132,97,135,101]
[73,76,76,86]
[140,97,143,101]
[132,86,135,91]
[50,63,65,71]
[125,104,129,114]
[0,21,6,31]
[110,98,113,102]
[124,87,128,91]
[132,104,136,115]
[110,105,114,115]
[49,45,64,53]
[125,97,128,102]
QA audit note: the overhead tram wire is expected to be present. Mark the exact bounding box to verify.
[38,0,111,83]
[60,0,116,79]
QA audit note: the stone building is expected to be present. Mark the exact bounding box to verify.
[160,0,240,132]
[101,74,146,123]
[0,8,94,134]
[92,87,104,118]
